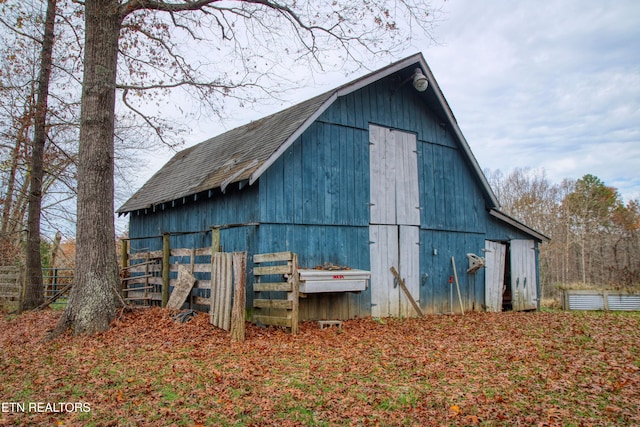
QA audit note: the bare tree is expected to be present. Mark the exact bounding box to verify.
[488,168,640,299]
[23,0,57,310]
[53,0,440,335]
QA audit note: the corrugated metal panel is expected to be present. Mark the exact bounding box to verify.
[607,294,640,311]
[568,293,605,310]
[565,290,640,311]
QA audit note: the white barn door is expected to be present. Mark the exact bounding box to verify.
[484,240,506,312]
[510,239,538,311]
[369,125,420,317]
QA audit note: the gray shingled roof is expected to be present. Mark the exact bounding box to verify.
[117,90,334,213]
[118,52,503,215]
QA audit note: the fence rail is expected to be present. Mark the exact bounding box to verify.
[123,247,214,307]
[0,267,22,308]
[253,252,300,334]
[1,266,74,311]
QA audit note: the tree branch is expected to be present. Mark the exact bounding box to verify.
[121,0,223,17]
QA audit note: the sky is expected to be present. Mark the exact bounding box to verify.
[131,0,640,206]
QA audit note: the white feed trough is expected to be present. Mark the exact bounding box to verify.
[298,269,370,293]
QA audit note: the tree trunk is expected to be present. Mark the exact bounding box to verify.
[23,0,57,310]
[54,0,122,335]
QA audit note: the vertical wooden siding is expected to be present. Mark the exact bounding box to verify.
[129,185,260,253]
[127,69,540,317]
[258,73,499,316]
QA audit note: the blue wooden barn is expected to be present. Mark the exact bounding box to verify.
[118,52,549,319]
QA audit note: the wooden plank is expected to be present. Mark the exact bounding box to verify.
[168,263,211,274]
[210,252,233,330]
[129,250,163,260]
[254,252,293,263]
[210,253,222,326]
[221,254,233,331]
[194,280,210,289]
[231,252,247,343]
[194,247,212,257]
[121,261,156,270]
[399,226,420,317]
[390,266,424,317]
[162,234,170,307]
[127,291,161,301]
[121,274,153,281]
[510,240,537,311]
[253,315,292,328]
[126,264,161,274]
[123,286,154,292]
[451,257,465,315]
[170,248,196,257]
[484,240,506,312]
[166,264,196,309]
[253,265,292,276]
[289,254,299,334]
[253,299,293,309]
[253,282,292,292]
[395,131,420,226]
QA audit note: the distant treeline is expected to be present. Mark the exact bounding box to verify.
[486,168,640,295]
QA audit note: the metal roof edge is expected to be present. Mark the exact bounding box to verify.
[489,208,551,243]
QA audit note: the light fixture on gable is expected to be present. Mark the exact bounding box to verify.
[412,68,428,92]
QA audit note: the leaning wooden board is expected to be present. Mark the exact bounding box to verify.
[166,265,196,309]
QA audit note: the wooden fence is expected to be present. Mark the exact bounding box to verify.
[210,252,248,333]
[43,267,73,302]
[253,252,300,334]
[123,247,213,308]
[210,252,233,329]
[123,242,302,335]
[0,267,74,311]
[0,266,22,311]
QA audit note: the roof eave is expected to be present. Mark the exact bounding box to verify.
[489,208,551,243]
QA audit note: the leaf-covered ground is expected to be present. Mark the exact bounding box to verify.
[0,308,638,426]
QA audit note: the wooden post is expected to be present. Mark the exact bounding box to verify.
[120,239,128,271]
[451,256,464,315]
[162,233,170,307]
[289,253,299,335]
[211,227,221,253]
[50,231,62,286]
[230,252,247,343]
[120,239,128,295]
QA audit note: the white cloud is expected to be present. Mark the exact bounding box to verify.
[129,0,640,204]
[424,0,640,202]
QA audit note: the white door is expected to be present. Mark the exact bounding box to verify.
[484,240,506,312]
[510,239,538,311]
[369,125,420,317]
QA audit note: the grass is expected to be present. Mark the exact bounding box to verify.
[0,308,639,426]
